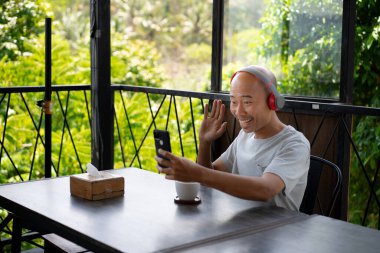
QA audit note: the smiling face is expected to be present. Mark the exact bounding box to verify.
[230,72,274,136]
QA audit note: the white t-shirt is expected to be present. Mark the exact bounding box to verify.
[218,125,310,211]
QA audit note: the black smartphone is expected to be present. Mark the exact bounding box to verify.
[153,129,172,167]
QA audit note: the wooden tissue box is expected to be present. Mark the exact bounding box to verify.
[70,171,124,200]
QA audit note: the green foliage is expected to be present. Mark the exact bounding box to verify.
[111,34,164,86]
[0,0,48,60]
[349,0,380,228]
[225,0,264,31]
[0,34,90,86]
[111,0,212,91]
[257,0,342,97]
[350,116,380,227]
[0,97,45,183]
[112,0,212,47]
[353,0,380,107]
[184,43,211,64]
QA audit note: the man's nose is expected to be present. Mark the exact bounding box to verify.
[233,103,245,116]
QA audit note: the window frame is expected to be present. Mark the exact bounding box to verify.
[210,0,355,103]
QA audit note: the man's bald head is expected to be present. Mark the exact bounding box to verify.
[230,65,285,110]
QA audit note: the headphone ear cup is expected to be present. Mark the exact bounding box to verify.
[267,93,277,110]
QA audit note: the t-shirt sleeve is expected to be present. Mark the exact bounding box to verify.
[264,137,310,196]
[216,130,242,173]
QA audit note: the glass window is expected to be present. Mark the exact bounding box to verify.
[111,0,213,91]
[223,0,343,98]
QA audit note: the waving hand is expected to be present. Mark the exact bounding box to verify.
[199,99,227,144]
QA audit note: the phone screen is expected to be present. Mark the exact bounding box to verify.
[154,129,172,167]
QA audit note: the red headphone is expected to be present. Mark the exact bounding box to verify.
[230,66,285,111]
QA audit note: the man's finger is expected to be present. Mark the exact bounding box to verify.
[203,103,209,119]
[214,100,221,119]
[158,149,176,160]
[209,99,217,118]
[154,155,169,168]
[217,102,225,121]
[165,174,174,180]
[156,164,163,173]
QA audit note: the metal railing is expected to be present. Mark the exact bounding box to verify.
[0,85,91,181]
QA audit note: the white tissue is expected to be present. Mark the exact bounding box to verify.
[86,163,102,178]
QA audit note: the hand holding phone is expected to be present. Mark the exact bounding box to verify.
[154,129,172,168]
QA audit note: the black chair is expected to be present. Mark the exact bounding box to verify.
[300,155,342,216]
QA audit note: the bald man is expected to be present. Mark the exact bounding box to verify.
[155,65,310,211]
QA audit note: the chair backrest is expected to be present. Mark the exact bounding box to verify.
[300,155,342,216]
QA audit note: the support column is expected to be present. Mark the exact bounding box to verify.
[337,0,356,220]
[210,0,224,92]
[90,0,114,170]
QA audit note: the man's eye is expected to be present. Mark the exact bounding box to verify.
[243,101,252,105]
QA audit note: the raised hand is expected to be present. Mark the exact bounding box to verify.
[199,99,227,144]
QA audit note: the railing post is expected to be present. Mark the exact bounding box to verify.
[44,18,52,178]
[90,0,114,170]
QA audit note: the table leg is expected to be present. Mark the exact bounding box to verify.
[11,216,21,253]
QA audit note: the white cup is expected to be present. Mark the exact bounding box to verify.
[175,181,200,201]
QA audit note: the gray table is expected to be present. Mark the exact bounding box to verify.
[179,214,380,253]
[0,168,378,252]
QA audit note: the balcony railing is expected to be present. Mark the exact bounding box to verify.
[0,84,380,250]
[0,85,91,181]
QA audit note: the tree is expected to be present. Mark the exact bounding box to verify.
[350,0,380,228]
[0,0,47,60]
[257,0,342,97]
[353,0,380,107]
